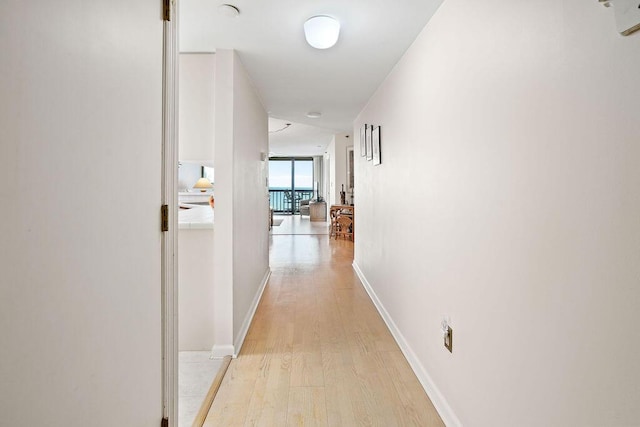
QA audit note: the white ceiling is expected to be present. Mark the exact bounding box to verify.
[268,118,334,157]
[179,0,443,156]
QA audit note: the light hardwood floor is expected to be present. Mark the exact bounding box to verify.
[204,235,444,426]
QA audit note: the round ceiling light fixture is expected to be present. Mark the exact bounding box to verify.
[304,16,340,49]
[306,111,322,118]
[218,4,240,17]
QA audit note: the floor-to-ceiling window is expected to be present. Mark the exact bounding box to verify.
[268,158,314,214]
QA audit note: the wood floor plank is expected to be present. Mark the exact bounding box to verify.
[286,387,328,427]
[290,349,325,387]
[203,235,445,426]
[382,350,445,426]
[243,355,291,427]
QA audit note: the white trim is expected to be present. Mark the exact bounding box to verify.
[233,268,271,357]
[352,262,462,427]
[211,344,235,359]
[161,2,179,425]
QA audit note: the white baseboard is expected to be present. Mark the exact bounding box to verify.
[232,268,271,357]
[352,261,462,427]
[210,344,234,359]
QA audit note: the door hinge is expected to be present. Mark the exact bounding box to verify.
[161,204,169,232]
[163,0,171,21]
[161,417,169,427]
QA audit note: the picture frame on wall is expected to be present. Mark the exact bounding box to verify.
[372,126,381,165]
[365,124,373,161]
[346,146,354,191]
[359,124,368,157]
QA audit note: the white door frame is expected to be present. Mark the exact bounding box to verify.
[162,0,179,424]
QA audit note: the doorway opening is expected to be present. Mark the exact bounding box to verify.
[268,157,314,215]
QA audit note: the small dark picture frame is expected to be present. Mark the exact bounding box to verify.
[372,126,381,165]
[360,124,368,157]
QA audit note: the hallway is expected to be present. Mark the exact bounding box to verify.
[203,235,444,426]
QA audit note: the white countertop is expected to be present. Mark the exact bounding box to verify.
[178,191,213,196]
[178,204,214,229]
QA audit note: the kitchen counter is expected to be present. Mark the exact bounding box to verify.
[178,204,215,351]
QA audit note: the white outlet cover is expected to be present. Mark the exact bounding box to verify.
[612,0,640,35]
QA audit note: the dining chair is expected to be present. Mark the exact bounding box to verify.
[335,215,353,241]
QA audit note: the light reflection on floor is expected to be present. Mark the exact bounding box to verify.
[270,214,329,235]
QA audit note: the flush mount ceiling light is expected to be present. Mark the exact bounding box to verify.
[306,111,322,118]
[218,4,240,18]
[304,15,340,49]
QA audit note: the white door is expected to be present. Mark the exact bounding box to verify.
[0,1,167,426]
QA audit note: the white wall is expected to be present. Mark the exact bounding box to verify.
[313,156,324,199]
[178,162,203,192]
[323,152,331,203]
[354,0,640,425]
[179,53,215,164]
[179,229,215,351]
[213,50,270,356]
[231,50,270,348]
[326,138,336,206]
[0,1,163,426]
[212,50,235,356]
[327,132,352,206]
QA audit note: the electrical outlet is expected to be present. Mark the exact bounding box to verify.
[444,325,453,353]
[441,317,453,353]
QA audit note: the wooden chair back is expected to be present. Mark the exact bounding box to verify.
[335,215,353,240]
